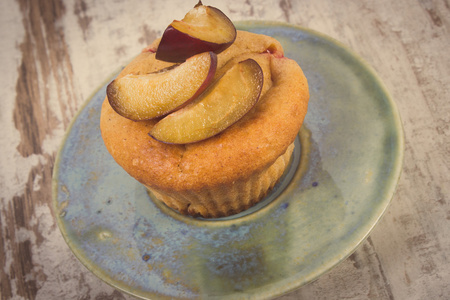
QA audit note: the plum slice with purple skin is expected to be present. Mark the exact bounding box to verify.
[156,1,237,63]
[149,58,263,144]
[106,51,217,121]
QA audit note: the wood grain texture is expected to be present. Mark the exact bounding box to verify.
[1,0,449,299]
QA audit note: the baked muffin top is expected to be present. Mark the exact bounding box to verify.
[100,30,309,192]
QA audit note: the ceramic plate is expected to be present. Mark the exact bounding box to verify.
[53,21,404,299]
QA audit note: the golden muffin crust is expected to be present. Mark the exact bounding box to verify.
[100,30,309,206]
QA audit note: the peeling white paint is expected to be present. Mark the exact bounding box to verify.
[2,223,13,276]
[0,0,34,203]
[15,227,37,244]
[32,174,43,192]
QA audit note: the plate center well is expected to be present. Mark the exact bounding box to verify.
[147,128,310,222]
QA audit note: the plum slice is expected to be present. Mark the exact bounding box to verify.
[149,59,263,144]
[156,1,236,63]
[107,51,217,121]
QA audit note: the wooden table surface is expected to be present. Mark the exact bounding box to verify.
[1,0,449,299]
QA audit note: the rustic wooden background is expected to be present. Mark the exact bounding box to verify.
[1,0,449,299]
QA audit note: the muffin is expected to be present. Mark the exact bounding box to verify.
[100,5,309,218]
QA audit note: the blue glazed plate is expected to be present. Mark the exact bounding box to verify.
[53,21,404,299]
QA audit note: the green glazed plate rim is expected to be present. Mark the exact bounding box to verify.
[52,21,404,299]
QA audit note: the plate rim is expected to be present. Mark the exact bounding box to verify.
[52,20,405,299]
